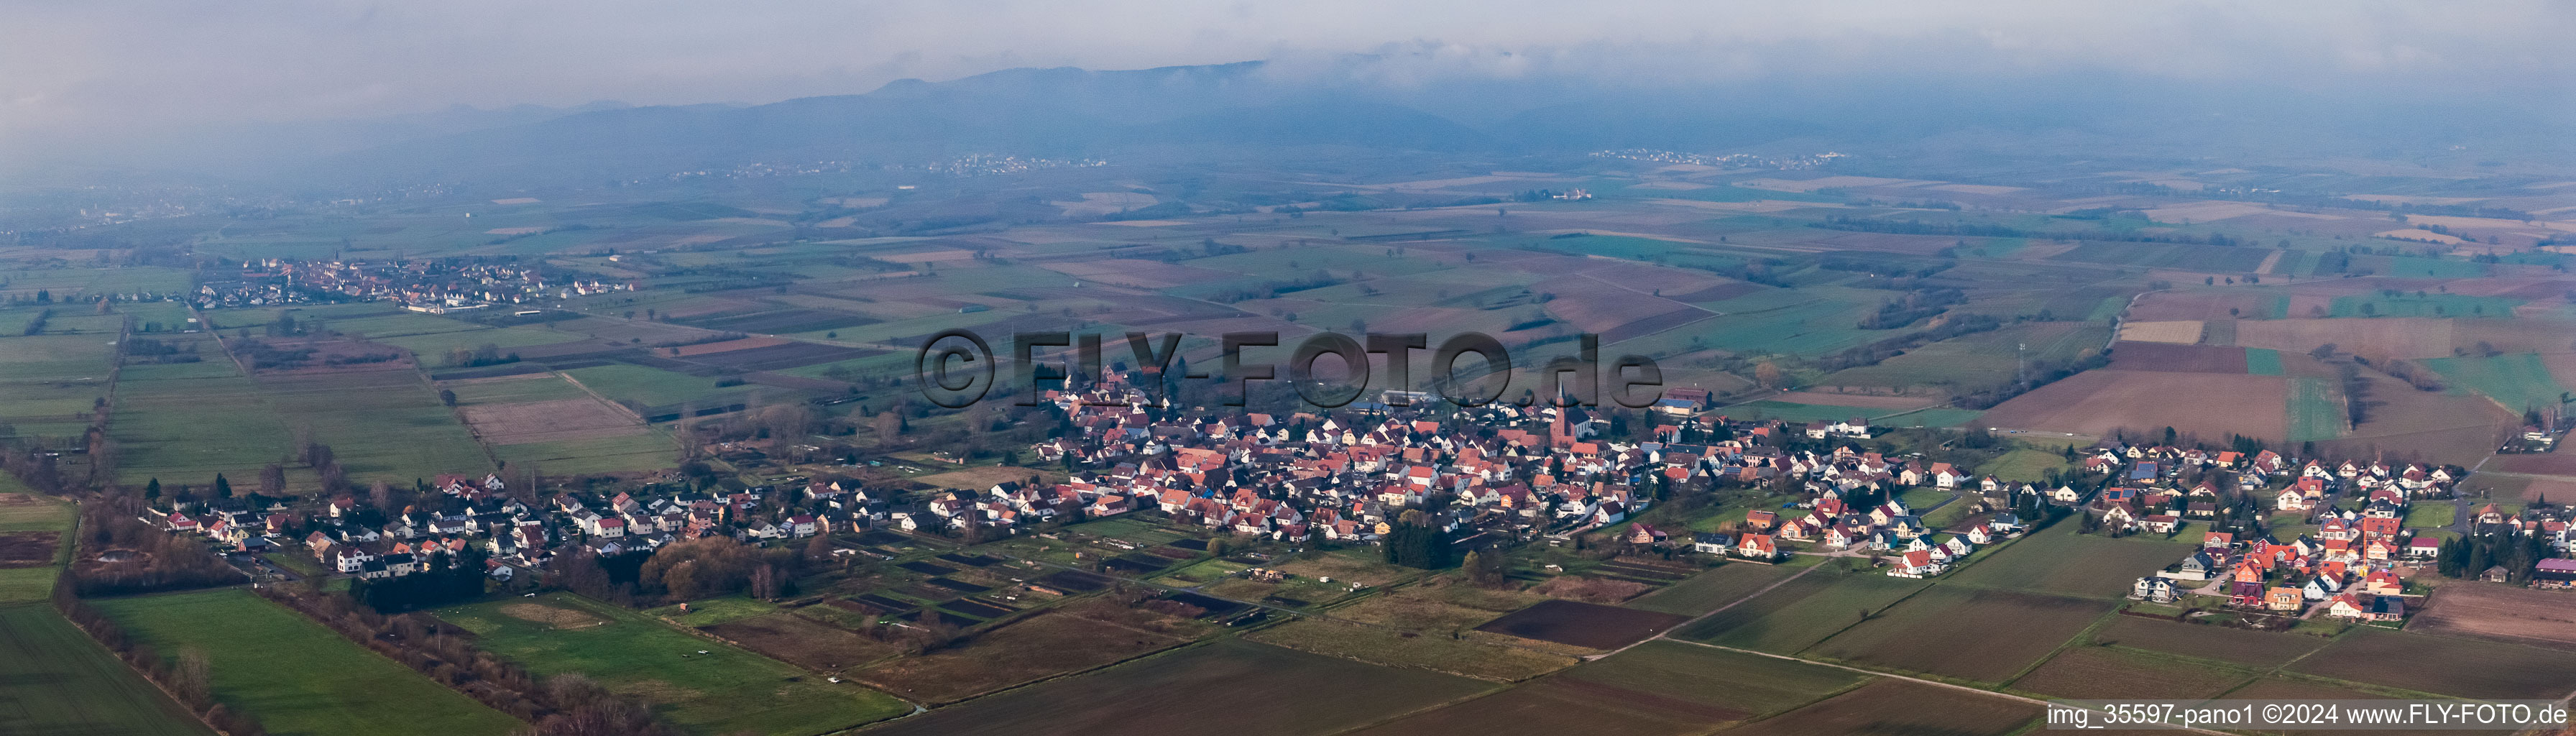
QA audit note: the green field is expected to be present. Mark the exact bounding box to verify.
[1943,519,2199,599]
[0,604,213,735]
[1625,562,1803,615]
[2424,352,2568,414]
[0,488,73,602]
[0,266,193,302]
[2244,347,2284,376]
[109,362,300,487]
[2405,503,2456,528]
[2084,616,2329,669]
[642,595,778,627]
[1689,291,1880,356]
[254,369,492,482]
[2285,376,2344,442]
[1807,585,2112,684]
[2052,242,2273,272]
[2007,645,2257,700]
[1821,322,2110,395]
[1673,563,1931,653]
[561,364,759,409]
[374,325,578,359]
[1978,448,2070,483]
[96,589,521,736]
[441,373,592,405]
[0,334,116,382]
[437,593,908,735]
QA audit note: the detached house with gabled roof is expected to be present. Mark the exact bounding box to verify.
[1889,549,1944,578]
[1735,533,1779,561]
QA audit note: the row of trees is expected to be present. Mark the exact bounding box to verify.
[254,586,678,736]
[52,579,271,736]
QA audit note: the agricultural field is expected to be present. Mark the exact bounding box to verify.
[2007,644,2257,699]
[560,363,760,411]
[2233,318,2459,359]
[1247,616,1579,681]
[702,612,900,671]
[1717,679,2040,736]
[1565,640,1871,717]
[1671,562,1931,653]
[1977,448,2071,483]
[1807,585,2112,684]
[1725,400,1982,428]
[0,326,116,437]
[0,490,73,603]
[1943,520,2201,599]
[1821,321,2110,397]
[2424,352,2567,413]
[96,589,522,736]
[851,608,1205,704]
[0,334,116,383]
[445,372,671,474]
[108,358,302,489]
[0,266,191,301]
[864,639,1494,736]
[2289,627,2576,700]
[1340,673,1739,736]
[1981,369,2291,441]
[436,593,910,735]
[1344,640,1869,736]
[0,604,213,736]
[2087,615,2331,668]
[2327,293,2519,319]
[252,369,493,482]
[2108,341,2248,373]
[2406,582,2576,648]
[492,433,676,476]
[27,115,2576,736]
[1473,599,1688,649]
[2245,346,2285,375]
[1623,561,1803,615]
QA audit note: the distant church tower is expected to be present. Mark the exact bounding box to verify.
[1550,405,1591,448]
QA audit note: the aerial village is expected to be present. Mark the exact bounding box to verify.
[139,369,2576,632]
[190,257,630,311]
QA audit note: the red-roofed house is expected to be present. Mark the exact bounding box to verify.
[1890,549,1944,577]
[1736,533,1779,561]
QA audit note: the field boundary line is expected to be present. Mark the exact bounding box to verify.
[983,546,1576,661]
[1664,638,2234,735]
[834,640,1233,734]
[419,362,507,471]
[2206,625,2421,702]
[1994,606,2131,691]
[556,370,650,424]
[1594,561,1823,660]
[5,602,228,736]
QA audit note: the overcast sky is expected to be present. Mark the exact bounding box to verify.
[5,1,2570,155]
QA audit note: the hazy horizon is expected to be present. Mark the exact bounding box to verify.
[7,1,2574,177]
